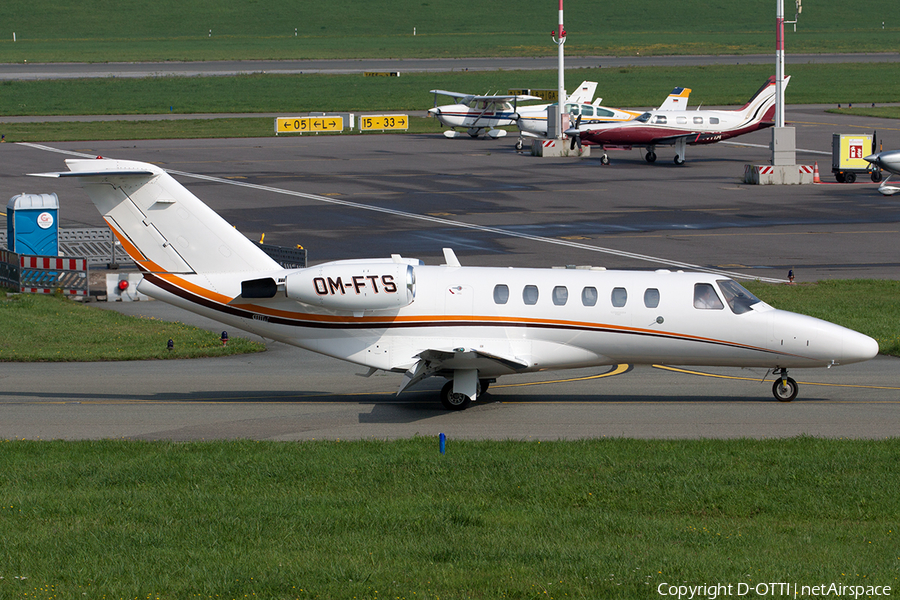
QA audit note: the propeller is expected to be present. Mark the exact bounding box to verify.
[567,114,583,150]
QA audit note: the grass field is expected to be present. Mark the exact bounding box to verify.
[0,437,898,600]
[1,0,898,62]
[0,291,264,361]
[1,63,899,143]
[4,63,900,117]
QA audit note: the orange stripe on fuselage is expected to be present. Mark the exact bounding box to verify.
[151,270,774,356]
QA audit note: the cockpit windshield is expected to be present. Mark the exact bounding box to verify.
[716,280,762,314]
[635,112,652,123]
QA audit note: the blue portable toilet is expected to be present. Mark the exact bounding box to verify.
[6,193,60,255]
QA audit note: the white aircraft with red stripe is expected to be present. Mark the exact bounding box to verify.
[33,158,878,409]
[566,75,789,165]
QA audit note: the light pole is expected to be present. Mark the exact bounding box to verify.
[550,0,567,140]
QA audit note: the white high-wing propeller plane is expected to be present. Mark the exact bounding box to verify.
[427,89,542,139]
[566,76,788,165]
[428,80,606,139]
[864,149,900,196]
[33,158,878,409]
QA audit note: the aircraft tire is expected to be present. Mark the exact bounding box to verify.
[479,379,491,394]
[515,138,525,151]
[441,381,472,410]
[772,377,798,402]
[645,151,657,163]
[871,170,883,183]
[844,172,857,184]
[600,154,610,165]
[674,156,685,165]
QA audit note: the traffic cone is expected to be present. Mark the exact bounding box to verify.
[813,161,821,184]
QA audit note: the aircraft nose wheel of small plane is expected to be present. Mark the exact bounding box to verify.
[674,156,685,165]
[772,372,798,402]
[441,381,472,410]
[600,154,610,165]
[515,138,525,151]
[645,151,657,163]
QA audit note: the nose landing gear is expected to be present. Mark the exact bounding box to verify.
[772,368,798,402]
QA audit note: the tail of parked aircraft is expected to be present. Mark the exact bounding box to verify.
[32,159,281,275]
[737,75,789,123]
[568,81,598,104]
[658,87,692,111]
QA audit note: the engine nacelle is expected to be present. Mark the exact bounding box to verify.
[284,262,415,311]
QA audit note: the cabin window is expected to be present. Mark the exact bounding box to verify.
[552,286,568,306]
[716,279,762,314]
[611,287,628,308]
[523,285,539,305]
[566,104,579,115]
[709,117,720,125]
[636,112,652,123]
[581,106,594,117]
[653,115,668,125]
[693,116,703,125]
[676,116,687,125]
[644,288,660,308]
[693,283,724,310]
[493,284,509,305]
[582,286,598,306]
[596,108,615,118]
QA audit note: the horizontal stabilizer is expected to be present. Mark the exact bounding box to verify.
[31,159,281,275]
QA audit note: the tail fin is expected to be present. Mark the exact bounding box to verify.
[737,75,788,122]
[31,159,280,275]
[658,87,692,111]
[567,81,598,104]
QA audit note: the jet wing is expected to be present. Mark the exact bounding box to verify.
[397,348,529,394]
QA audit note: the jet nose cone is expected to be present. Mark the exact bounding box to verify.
[843,330,879,364]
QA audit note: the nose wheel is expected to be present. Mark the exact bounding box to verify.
[772,369,798,402]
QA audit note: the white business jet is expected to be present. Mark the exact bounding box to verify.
[566,76,788,165]
[33,159,878,409]
[864,149,900,196]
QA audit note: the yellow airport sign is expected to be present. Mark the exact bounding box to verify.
[275,116,344,134]
[508,88,558,101]
[360,114,409,131]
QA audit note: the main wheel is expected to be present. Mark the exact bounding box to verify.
[600,154,610,165]
[440,381,471,410]
[674,155,685,165]
[478,379,491,394]
[772,377,798,402]
[844,172,857,184]
[645,151,657,163]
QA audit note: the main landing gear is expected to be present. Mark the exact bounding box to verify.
[772,368,798,402]
[440,378,492,411]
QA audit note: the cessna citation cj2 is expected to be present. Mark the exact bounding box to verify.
[34,159,878,409]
